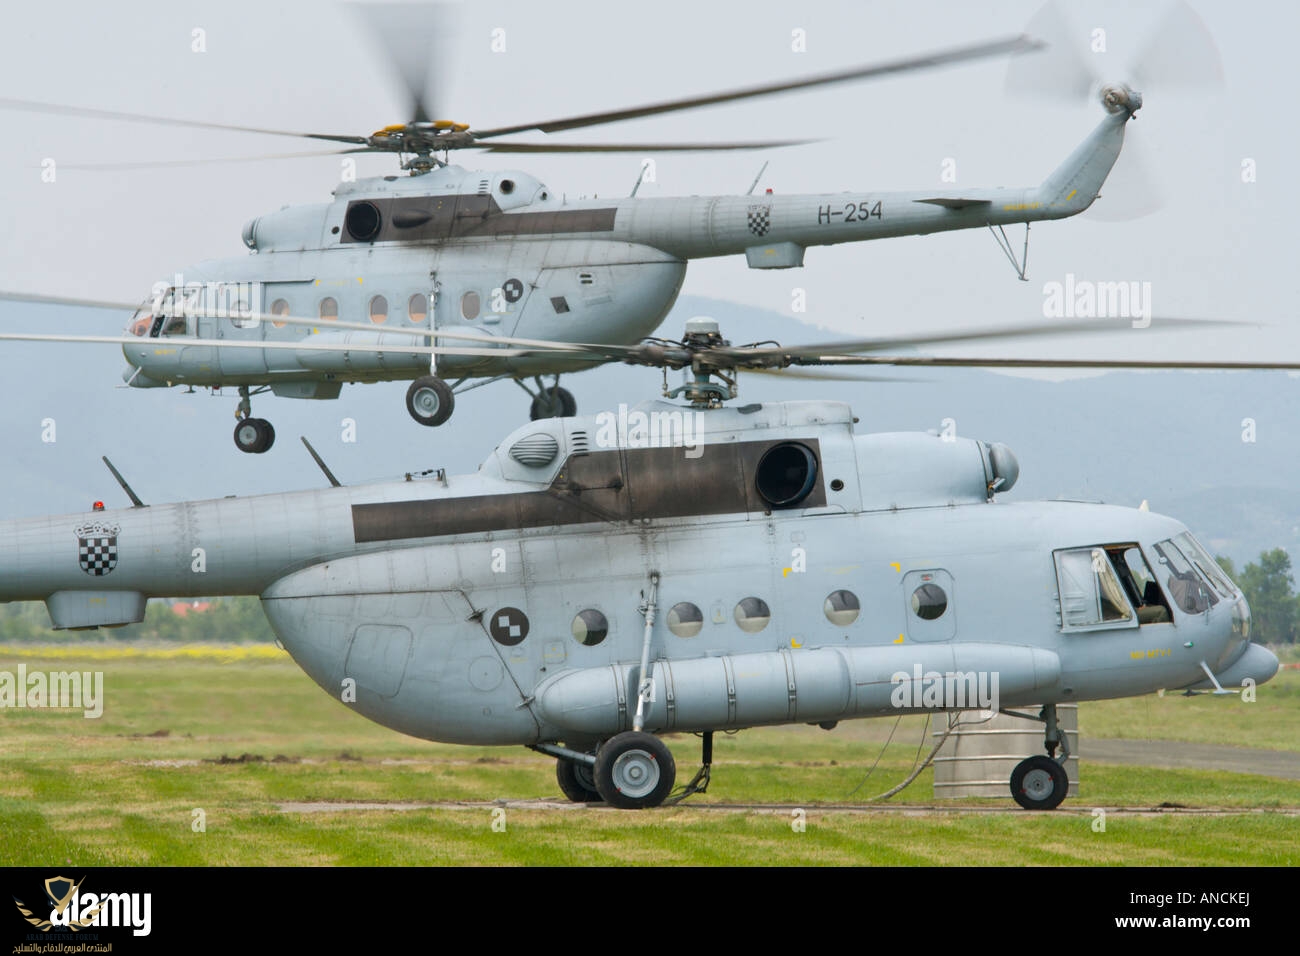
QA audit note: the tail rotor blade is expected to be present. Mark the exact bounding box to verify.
[1129,0,1225,92]
[1004,1,1097,102]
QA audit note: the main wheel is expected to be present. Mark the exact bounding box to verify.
[529,385,576,420]
[406,376,454,426]
[1010,754,1069,810]
[593,731,675,809]
[233,417,274,454]
[556,759,602,803]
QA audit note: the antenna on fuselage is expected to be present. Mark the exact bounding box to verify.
[300,437,343,488]
[101,456,146,508]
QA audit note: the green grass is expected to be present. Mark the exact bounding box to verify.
[1,647,1297,865]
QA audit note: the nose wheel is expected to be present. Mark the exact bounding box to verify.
[1007,703,1071,810]
[406,375,455,426]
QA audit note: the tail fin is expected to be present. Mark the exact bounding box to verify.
[1036,96,1138,217]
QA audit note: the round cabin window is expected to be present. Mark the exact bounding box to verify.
[734,597,771,634]
[667,602,703,638]
[571,609,609,646]
[823,590,860,626]
[911,583,948,621]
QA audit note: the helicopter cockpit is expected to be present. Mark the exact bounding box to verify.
[1055,531,1240,631]
[127,295,188,339]
[126,282,262,338]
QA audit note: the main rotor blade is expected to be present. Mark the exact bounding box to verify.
[0,331,539,360]
[0,291,629,357]
[472,35,1043,139]
[0,97,369,145]
[724,317,1237,363]
[0,290,139,312]
[54,149,369,172]
[348,1,461,125]
[792,355,1300,372]
[475,139,818,153]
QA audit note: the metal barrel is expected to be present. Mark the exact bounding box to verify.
[931,705,1078,799]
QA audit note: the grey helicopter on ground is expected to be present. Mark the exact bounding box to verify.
[0,0,1169,453]
[0,316,1282,810]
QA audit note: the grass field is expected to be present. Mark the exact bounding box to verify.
[1,644,1297,866]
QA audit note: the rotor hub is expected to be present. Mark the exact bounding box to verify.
[1098,83,1142,115]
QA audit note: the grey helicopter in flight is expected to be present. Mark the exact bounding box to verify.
[0,1,1155,453]
[0,317,1283,810]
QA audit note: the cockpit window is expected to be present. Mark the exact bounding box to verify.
[1152,537,1219,614]
[1172,532,1237,599]
[1054,547,1136,631]
[130,290,191,338]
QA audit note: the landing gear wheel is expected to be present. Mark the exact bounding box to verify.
[406,376,454,426]
[1010,754,1069,810]
[593,731,675,809]
[233,417,274,454]
[556,759,602,803]
[529,385,576,421]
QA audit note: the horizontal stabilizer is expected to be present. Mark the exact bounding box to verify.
[914,197,993,209]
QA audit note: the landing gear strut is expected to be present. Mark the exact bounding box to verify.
[516,376,576,421]
[232,385,275,454]
[1008,703,1071,810]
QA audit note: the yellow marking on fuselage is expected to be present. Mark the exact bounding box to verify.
[1065,189,1077,201]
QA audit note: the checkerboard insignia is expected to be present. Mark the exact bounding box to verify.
[747,204,772,237]
[489,606,530,646]
[75,521,120,576]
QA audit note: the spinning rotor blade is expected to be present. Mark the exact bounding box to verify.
[472,35,1043,139]
[472,139,819,153]
[1128,0,1225,92]
[718,316,1228,365]
[0,331,538,360]
[54,149,369,171]
[1003,1,1225,222]
[0,97,369,146]
[348,1,461,126]
[788,355,1300,372]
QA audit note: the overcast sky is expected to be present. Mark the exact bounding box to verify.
[0,0,1295,514]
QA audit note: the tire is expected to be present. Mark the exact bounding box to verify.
[1010,754,1069,810]
[593,731,676,809]
[529,385,576,420]
[406,376,454,426]
[233,417,273,454]
[556,758,602,803]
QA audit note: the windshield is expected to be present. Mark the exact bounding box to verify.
[127,289,190,338]
[1152,536,1219,614]
[1173,531,1238,598]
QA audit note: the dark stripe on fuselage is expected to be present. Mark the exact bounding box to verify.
[351,440,825,543]
[341,195,618,244]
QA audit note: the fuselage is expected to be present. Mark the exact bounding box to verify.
[0,398,1275,748]
[119,107,1134,396]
